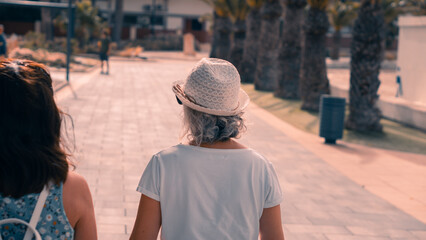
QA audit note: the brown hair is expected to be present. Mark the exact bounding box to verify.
[0,59,70,198]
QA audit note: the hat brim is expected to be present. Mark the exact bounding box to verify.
[172,80,250,116]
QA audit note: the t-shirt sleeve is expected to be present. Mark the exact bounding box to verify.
[264,161,283,208]
[136,154,161,201]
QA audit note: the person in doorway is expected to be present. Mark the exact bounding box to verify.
[0,24,7,59]
[130,58,285,240]
[98,30,111,74]
[0,59,97,240]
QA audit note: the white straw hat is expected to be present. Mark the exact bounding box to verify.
[172,58,250,116]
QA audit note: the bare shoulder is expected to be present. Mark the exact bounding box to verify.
[227,139,249,149]
[64,171,93,204]
[233,140,249,149]
[64,171,89,189]
[198,139,249,149]
[63,171,94,228]
[64,172,92,201]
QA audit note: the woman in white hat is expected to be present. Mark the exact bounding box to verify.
[130,58,285,240]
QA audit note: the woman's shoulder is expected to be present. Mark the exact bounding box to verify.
[152,145,181,157]
[63,171,93,227]
[64,171,87,184]
[63,171,92,202]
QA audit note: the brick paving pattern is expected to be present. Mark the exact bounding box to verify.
[57,59,426,240]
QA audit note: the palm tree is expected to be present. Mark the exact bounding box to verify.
[54,1,106,50]
[203,0,232,60]
[254,0,283,91]
[274,0,307,99]
[381,0,401,49]
[226,0,250,72]
[328,1,358,60]
[239,0,263,83]
[345,0,385,132]
[299,0,330,111]
[210,12,233,59]
[74,0,103,49]
[203,0,249,66]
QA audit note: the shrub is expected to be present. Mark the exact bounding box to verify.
[9,48,80,68]
[19,32,48,50]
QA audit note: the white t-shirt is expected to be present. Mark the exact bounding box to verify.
[137,144,283,240]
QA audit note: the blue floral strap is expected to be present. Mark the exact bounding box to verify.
[0,183,50,240]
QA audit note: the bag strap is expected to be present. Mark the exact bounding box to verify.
[0,218,42,240]
[22,183,50,240]
[0,183,50,240]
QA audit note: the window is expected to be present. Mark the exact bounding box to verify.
[191,19,202,31]
[150,16,164,26]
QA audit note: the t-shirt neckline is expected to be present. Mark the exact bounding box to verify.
[177,143,253,153]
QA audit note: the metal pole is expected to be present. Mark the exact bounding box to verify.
[163,0,168,30]
[151,0,156,35]
[66,0,72,82]
[107,0,112,27]
[0,0,69,9]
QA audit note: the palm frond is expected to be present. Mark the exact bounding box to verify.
[381,0,401,23]
[223,0,250,22]
[198,0,250,20]
[328,1,358,31]
[246,0,263,8]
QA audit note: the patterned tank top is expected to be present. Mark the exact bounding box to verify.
[0,183,74,240]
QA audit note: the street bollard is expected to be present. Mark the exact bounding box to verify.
[319,95,346,144]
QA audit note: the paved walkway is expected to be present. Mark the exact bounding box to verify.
[55,58,426,240]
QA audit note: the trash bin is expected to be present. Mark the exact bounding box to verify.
[319,95,346,144]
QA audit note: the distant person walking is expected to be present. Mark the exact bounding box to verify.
[0,24,7,59]
[98,31,111,74]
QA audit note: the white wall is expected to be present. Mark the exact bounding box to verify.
[96,0,212,31]
[122,0,153,12]
[167,0,211,30]
[397,16,426,105]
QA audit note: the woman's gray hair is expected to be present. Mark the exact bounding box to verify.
[182,106,246,146]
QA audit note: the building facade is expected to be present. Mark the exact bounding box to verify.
[94,0,212,42]
[0,0,213,43]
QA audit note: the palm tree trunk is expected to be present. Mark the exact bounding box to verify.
[254,0,283,91]
[240,7,261,83]
[228,19,246,72]
[330,30,341,60]
[345,1,385,132]
[275,0,307,99]
[300,8,330,112]
[210,12,232,60]
[209,12,218,58]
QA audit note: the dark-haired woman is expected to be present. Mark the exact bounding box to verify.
[130,58,285,240]
[0,59,97,240]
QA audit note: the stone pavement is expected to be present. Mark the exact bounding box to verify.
[55,58,426,240]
